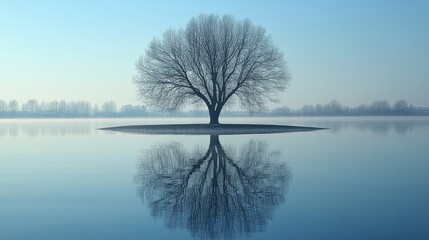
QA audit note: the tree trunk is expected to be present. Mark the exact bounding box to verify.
[208,107,220,124]
[209,134,220,147]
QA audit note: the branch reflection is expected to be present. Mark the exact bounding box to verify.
[135,135,291,239]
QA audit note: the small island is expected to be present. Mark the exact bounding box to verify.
[100,123,324,135]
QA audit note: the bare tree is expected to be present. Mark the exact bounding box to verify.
[0,100,7,113]
[394,99,409,112]
[101,101,117,116]
[8,100,19,113]
[135,14,290,124]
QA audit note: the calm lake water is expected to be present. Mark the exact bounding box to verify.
[1,117,428,240]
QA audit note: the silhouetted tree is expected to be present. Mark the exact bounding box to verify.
[135,136,290,239]
[119,104,148,117]
[272,106,291,116]
[46,101,59,116]
[67,101,92,117]
[8,100,19,113]
[0,100,7,113]
[369,100,391,114]
[101,101,117,116]
[301,105,315,115]
[394,99,409,112]
[325,100,344,114]
[22,99,40,116]
[135,14,290,124]
[59,100,68,115]
[93,104,100,116]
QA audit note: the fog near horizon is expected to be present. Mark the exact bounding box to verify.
[1,1,428,108]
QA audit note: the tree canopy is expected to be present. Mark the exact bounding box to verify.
[134,14,289,123]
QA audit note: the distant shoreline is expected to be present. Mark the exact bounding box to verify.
[99,123,325,135]
[1,99,428,119]
[1,114,429,119]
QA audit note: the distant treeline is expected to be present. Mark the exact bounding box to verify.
[271,99,429,116]
[0,100,148,118]
[0,99,428,118]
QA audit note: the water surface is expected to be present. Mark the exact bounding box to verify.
[1,117,428,239]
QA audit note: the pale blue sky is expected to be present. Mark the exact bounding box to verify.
[1,0,428,108]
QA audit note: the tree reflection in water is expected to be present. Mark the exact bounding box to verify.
[135,135,291,239]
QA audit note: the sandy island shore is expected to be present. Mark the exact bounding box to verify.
[100,124,326,135]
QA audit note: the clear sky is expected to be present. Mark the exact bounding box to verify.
[1,0,428,108]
